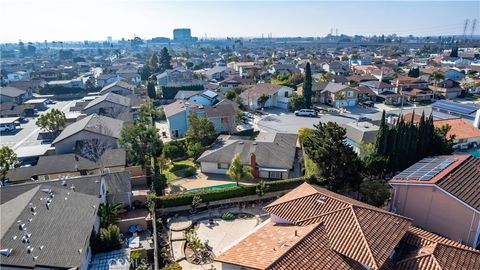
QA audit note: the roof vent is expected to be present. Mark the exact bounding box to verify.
[30,206,36,212]
[22,236,29,244]
[42,188,52,194]
[39,246,44,250]
[12,236,17,240]
[28,218,33,222]
[62,180,67,186]
[50,194,54,198]
[46,203,50,210]
[19,223,26,230]
[0,248,12,257]
[26,246,34,253]
[70,185,75,191]
[33,256,38,261]
[65,197,68,200]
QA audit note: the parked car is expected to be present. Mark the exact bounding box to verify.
[243,112,254,119]
[0,124,16,132]
[357,116,372,122]
[18,117,29,124]
[294,109,317,117]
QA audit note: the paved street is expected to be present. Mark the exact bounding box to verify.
[0,100,76,150]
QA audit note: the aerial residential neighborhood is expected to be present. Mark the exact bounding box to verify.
[1,1,480,269]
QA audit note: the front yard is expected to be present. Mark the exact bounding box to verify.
[164,159,198,182]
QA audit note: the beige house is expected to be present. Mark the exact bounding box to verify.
[390,155,480,248]
[82,92,131,117]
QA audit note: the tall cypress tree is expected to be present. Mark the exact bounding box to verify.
[303,62,313,108]
[375,110,389,156]
[159,47,173,72]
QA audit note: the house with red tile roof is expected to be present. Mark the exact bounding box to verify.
[215,182,480,269]
[433,118,480,150]
[390,155,480,249]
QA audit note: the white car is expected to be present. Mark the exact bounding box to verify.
[294,109,317,117]
[0,124,15,132]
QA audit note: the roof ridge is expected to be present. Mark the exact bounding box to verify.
[264,192,321,209]
[430,245,444,270]
[267,222,325,269]
[351,204,413,221]
[396,253,435,265]
[350,206,379,270]
[294,206,351,225]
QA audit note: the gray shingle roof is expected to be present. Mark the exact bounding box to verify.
[197,133,298,169]
[52,114,124,145]
[100,81,135,94]
[83,92,131,110]
[0,86,26,98]
[0,185,100,268]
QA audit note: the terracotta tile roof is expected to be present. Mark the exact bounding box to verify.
[434,118,480,140]
[263,183,412,269]
[436,155,480,210]
[215,221,318,269]
[398,226,480,270]
[269,224,365,270]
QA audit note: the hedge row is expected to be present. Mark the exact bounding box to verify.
[157,177,305,208]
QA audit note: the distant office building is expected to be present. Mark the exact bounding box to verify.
[107,36,112,44]
[173,28,193,42]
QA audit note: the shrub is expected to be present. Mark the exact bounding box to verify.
[156,178,304,208]
[222,212,235,220]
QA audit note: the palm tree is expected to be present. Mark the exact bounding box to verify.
[98,202,123,228]
[227,153,252,186]
[430,71,444,99]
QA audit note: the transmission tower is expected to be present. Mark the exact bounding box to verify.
[463,19,470,39]
[471,19,477,38]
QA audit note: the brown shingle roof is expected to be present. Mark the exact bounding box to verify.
[239,83,284,100]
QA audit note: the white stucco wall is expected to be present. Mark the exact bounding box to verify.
[201,162,228,174]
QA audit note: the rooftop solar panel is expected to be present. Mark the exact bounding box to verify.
[394,157,456,181]
[432,100,479,115]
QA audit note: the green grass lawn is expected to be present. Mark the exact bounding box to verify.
[164,159,198,182]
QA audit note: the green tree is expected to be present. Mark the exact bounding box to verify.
[359,180,390,207]
[119,122,163,167]
[257,94,270,109]
[149,52,159,72]
[0,146,18,184]
[227,153,251,186]
[375,110,389,156]
[152,172,167,196]
[159,47,173,72]
[303,62,313,108]
[91,224,122,253]
[256,180,269,196]
[430,71,445,98]
[185,114,217,146]
[303,122,362,193]
[36,109,66,134]
[449,47,458,57]
[408,67,420,78]
[225,90,236,100]
[98,202,122,228]
[147,80,156,99]
[163,140,187,161]
[362,152,388,178]
[288,93,306,111]
[186,140,202,158]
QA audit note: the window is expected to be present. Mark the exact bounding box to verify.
[346,91,353,97]
[218,163,229,169]
[284,91,289,98]
[269,171,282,179]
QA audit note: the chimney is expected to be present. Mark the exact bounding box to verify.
[474,109,480,129]
[250,153,259,178]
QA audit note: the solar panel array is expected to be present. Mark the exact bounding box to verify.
[432,100,480,115]
[394,157,456,181]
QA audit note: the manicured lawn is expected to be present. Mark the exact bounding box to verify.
[164,159,198,181]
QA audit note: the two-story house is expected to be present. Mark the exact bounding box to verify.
[319,82,358,108]
[239,83,293,110]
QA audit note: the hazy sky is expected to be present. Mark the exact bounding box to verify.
[0,0,479,43]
